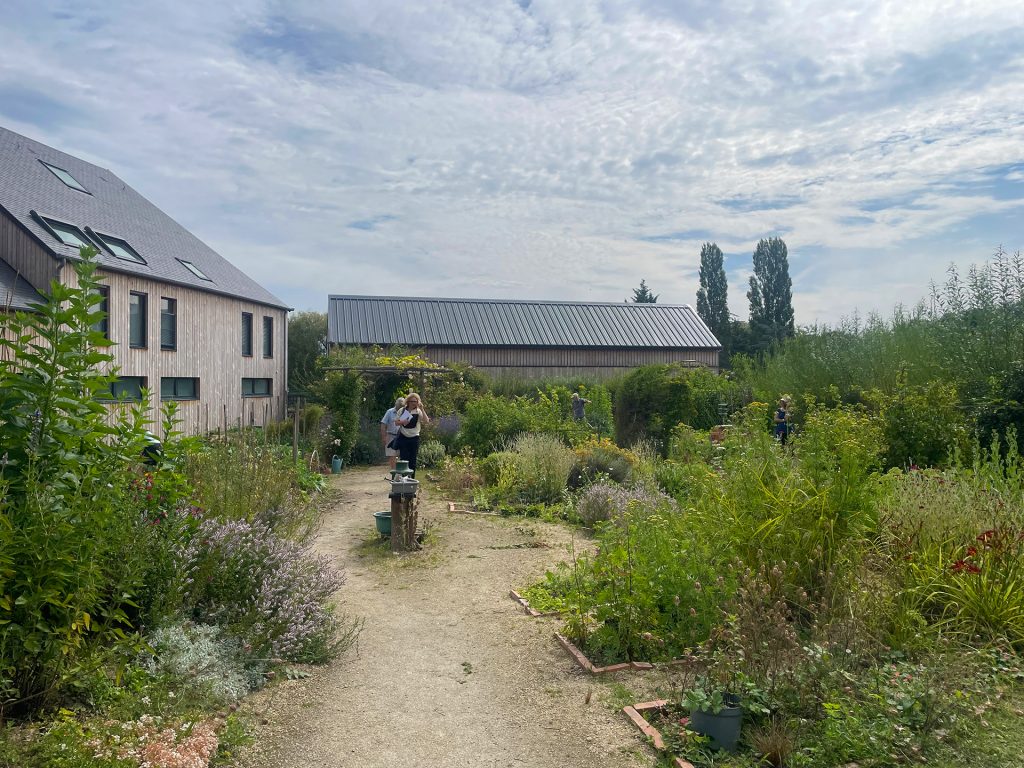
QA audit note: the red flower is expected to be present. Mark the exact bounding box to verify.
[951,560,982,575]
[977,529,997,544]
[965,546,978,558]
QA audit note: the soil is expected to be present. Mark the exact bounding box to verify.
[236,466,668,768]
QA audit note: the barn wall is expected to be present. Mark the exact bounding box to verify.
[420,345,720,377]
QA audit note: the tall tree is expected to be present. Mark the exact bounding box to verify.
[288,311,328,389]
[696,242,730,349]
[631,279,659,303]
[747,236,795,352]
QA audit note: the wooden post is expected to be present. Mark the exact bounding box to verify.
[292,402,299,464]
[390,493,419,553]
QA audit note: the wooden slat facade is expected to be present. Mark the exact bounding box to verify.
[62,266,288,434]
[0,210,59,292]
[420,345,719,378]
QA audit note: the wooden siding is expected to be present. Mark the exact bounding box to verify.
[64,266,288,435]
[0,210,58,293]
[407,345,717,378]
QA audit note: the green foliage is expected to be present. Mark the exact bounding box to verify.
[696,242,730,354]
[569,437,637,488]
[631,279,658,303]
[0,253,150,714]
[747,237,795,353]
[614,365,744,451]
[314,369,363,461]
[868,375,969,469]
[416,439,446,469]
[287,311,327,390]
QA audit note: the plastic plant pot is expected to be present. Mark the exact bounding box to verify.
[689,702,742,752]
[373,511,392,536]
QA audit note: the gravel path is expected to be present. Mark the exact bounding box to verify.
[236,467,660,768]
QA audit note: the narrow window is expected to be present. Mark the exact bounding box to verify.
[161,377,198,400]
[40,160,89,193]
[92,285,109,338]
[160,297,177,350]
[99,376,146,402]
[262,316,273,358]
[242,378,273,397]
[129,292,147,349]
[242,312,253,356]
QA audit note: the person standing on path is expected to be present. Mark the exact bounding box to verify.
[396,392,429,475]
[380,396,406,469]
[774,396,791,446]
[571,392,590,422]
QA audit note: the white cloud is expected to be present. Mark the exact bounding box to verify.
[0,0,1021,320]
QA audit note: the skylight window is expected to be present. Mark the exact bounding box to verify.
[177,259,212,281]
[95,233,146,264]
[40,161,88,193]
[40,216,90,248]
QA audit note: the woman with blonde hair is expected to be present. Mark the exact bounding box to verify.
[395,392,430,475]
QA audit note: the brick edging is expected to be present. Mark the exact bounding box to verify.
[508,589,561,618]
[622,701,696,768]
[553,633,655,675]
[447,501,500,516]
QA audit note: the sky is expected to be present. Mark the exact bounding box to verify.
[0,0,1022,324]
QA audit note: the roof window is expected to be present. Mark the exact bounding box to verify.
[177,259,212,281]
[94,232,146,264]
[40,160,89,193]
[38,215,90,248]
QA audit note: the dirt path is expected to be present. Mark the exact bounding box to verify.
[237,467,662,768]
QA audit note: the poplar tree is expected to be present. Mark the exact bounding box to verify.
[696,242,730,347]
[747,236,795,352]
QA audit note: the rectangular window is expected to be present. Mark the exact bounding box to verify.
[40,160,89,193]
[161,377,198,400]
[242,312,253,356]
[242,378,273,397]
[93,285,109,338]
[160,297,177,350]
[39,215,90,248]
[95,233,146,264]
[177,258,212,281]
[262,316,273,358]
[129,292,147,348]
[99,376,146,402]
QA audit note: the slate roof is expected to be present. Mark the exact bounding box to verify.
[0,126,287,309]
[0,257,44,311]
[328,296,721,349]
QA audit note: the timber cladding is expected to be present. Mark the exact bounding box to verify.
[421,345,719,378]
[64,266,287,434]
[0,206,58,291]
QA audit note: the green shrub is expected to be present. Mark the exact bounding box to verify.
[508,433,575,504]
[868,375,969,469]
[416,439,446,469]
[569,437,636,488]
[0,254,152,714]
[313,370,362,461]
[458,394,536,455]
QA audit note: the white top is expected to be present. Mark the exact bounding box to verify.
[380,407,402,435]
[398,408,423,438]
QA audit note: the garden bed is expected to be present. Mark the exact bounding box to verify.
[508,589,561,617]
[447,500,500,516]
[553,632,655,675]
[621,700,695,768]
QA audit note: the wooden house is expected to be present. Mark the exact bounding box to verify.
[327,295,721,379]
[0,126,289,434]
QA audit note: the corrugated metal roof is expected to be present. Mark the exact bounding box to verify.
[327,296,721,349]
[0,126,287,309]
[0,256,44,311]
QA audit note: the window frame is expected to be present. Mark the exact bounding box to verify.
[34,213,90,249]
[129,291,148,349]
[242,378,273,397]
[160,377,199,401]
[91,230,147,265]
[177,258,212,281]
[262,316,273,359]
[160,297,177,351]
[93,285,110,339]
[98,376,147,403]
[39,160,89,194]
[242,312,253,357]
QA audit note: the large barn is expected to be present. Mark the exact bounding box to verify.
[327,295,721,378]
